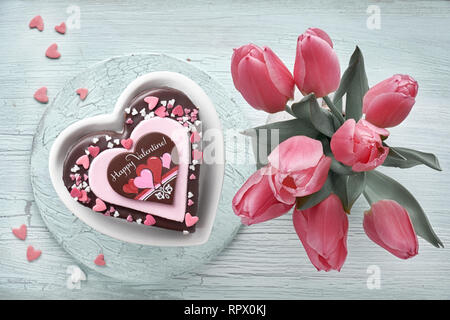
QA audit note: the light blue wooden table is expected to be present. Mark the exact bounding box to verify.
[1,0,450,299]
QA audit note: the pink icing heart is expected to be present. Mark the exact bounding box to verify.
[184,213,199,227]
[12,224,27,241]
[189,174,196,180]
[161,152,172,169]
[76,154,90,169]
[192,150,203,161]
[134,169,154,189]
[144,214,156,226]
[70,187,81,198]
[78,190,88,203]
[76,88,88,100]
[27,245,42,262]
[34,87,48,103]
[172,105,184,116]
[190,131,201,143]
[55,22,66,34]
[93,198,107,212]
[94,254,106,266]
[144,96,159,110]
[29,15,44,31]
[155,106,166,118]
[121,138,133,150]
[88,145,100,157]
[46,43,61,59]
[188,199,194,206]
[126,215,133,222]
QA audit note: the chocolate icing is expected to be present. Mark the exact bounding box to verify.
[62,88,201,232]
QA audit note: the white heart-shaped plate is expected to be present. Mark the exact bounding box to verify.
[49,71,224,246]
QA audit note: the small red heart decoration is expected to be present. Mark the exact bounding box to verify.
[122,179,138,194]
[46,43,61,59]
[34,87,49,104]
[94,254,106,266]
[27,245,42,262]
[29,15,44,31]
[12,224,27,240]
[55,22,66,34]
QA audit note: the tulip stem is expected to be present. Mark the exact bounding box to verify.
[323,96,345,125]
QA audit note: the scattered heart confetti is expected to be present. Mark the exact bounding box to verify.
[155,106,166,118]
[185,213,199,227]
[45,43,61,59]
[121,138,133,150]
[76,88,88,100]
[94,254,106,266]
[34,87,49,103]
[93,198,107,212]
[88,145,100,157]
[29,15,44,31]
[144,96,159,110]
[144,214,156,226]
[27,245,42,262]
[12,224,27,240]
[54,22,66,34]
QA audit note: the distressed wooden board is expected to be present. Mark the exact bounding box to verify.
[29,53,250,282]
[1,0,450,299]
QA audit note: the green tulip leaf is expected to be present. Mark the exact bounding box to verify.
[296,175,333,210]
[364,170,443,248]
[309,98,336,138]
[383,146,442,171]
[291,93,315,121]
[331,171,366,213]
[333,46,369,121]
[242,118,320,169]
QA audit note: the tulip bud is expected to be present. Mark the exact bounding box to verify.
[330,119,390,172]
[267,136,331,205]
[363,74,418,128]
[293,194,348,271]
[231,44,295,113]
[363,200,419,259]
[232,165,294,226]
[294,28,340,98]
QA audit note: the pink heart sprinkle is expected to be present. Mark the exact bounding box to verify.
[161,153,172,169]
[27,245,42,262]
[167,104,173,109]
[126,118,133,125]
[126,215,133,222]
[172,105,184,117]
[70,174,76,181]
[109,206,115,212]
[188,199,194,206]
[76,154,90,169]
[93,198,107,212]
[29,15,44,31]
[190,132,201,143]
[75,175,82,185]
[88,145,100,157]
[185,213,199,227]
[76,88,88,100]
[192,150,203,161]
[189,174,196,180]
[78,190,88,203]
[144,96,159,110]
[84,174,89,180]
[94,254,106,266]
[134,169,154,189]
[184,108,191,114]
[144,214,156,226]
[55,22,66,34]
[45,43,61,59]
[12,224,27,241]
[34,87,48,103]
[121,138,133,150]
[70,187,81,198]
[155,106,166,118]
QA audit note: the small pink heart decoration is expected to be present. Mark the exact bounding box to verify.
[155,106,166,118]
[76,88,88,100]
[120,138,133,150]
[46,43,61,59]
[12,224,27,240]
[185,213,199,227]
[144,96,159,110]
[94,254,106,266]
[161,152,172,169]
[172,105,184,116]
[76,154,90,169]
[29,15,44,31]
[134,169,154,189]
[55,22,66,34]
[144,214,156,226]
[27,245,42,262]
[93,198,107,212]
[34,87,49,104]
[88,145,100,157]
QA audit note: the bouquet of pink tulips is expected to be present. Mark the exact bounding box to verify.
[231,28,443,271]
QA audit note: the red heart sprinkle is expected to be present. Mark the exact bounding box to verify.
[88,145,100,157]
[46,43,61,59]
[27,245,42,262]
[34,87,49,104]
[185,213,199,227]
[94,254,106,266]
[93,198,107,212]
[29,15,44,31]
[54,22,66,34]
[122,179,138,194]
[76,88,88,100]
[121,138,133,150]
[12,224,27,240]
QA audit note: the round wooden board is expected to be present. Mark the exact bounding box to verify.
[30,54,251,283]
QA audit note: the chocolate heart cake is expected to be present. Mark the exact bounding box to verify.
[62,88,202,233]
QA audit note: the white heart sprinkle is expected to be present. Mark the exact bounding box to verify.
[190,126,197,132]
[71,165,80,172]
[160,100,167,106]
[189,165,195,171]
[107,142,114,148]
[85,186,91,192]
[73,197,78,201]
[192,160,198,165]
[194,120,202,126]
[71,184,77,189]
[82,181,88,188]
[114,139,120,145]
[183,230,190,235]
[192,144,198,149]
[132,108,138,115]
[169,99,175,105]
[136,219,142,224]
[105,135,112,141]
[125,107,131,114]
[114,211,120,217]
[188,192,194,198]
[182,116,189,122]
[84,149,90,155]
[140,108,146,116]
[92,137,99,144]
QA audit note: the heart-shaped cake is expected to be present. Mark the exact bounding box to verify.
[62,87,202,233]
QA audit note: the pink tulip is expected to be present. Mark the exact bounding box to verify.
[293,194,348,271]
[232,165,294,226]
[267,136,331,204]
[231,44,295,113]
[294,28,340,98]
[363,200,419,259]
[363,74,418,128]
[330,119,390,172]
